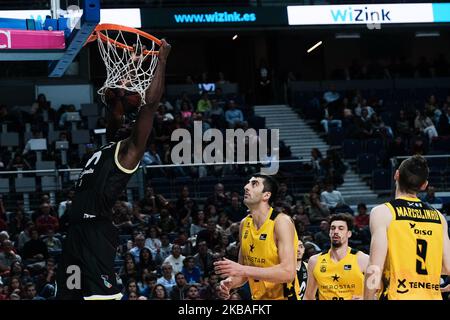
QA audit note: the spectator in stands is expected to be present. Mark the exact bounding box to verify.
[138,247,156,274]
[35,203,59,235]
[276,182,296,207]
[180,101,193,126]
[154,233,172,265]
[194,241,214,276]
[425,94,442,125]
[185,284,201,300]
[410,135,428,155]
[371,113,394,140]
[7,153,31,171]
[57,189,75,219]
[119,254,138,285]
[176,92,194,112]
[292,204,310,227]
[438,104,450,136]
[314,220,331,251]
[7,275,23,295]
[309,148,324,177]
[190,210,207,237]
[158,208,177,234]
[216,72,229,85]
[42,229,61,252]
[22,228,48,265]
[223,196,246,223]
[308,192,330,225]
[151,283,169,300]
[121,279,139,300]
[163,244,185,275]
[387,136,408,160]
[200,273,220,300]
[130,234,148,264]
[415,109,438,141]
[320,104,342,135]
[206,183,229,211]
[22,282,38,300]
[156,263,176,295]
[182,256,202,285]
[356,108,374,139]
[144,226,161,257]
[197,91,212,114]
[354,203,370,230]
[421,186,443,208]
[18,222,34,252]
[257,64,272,104]
[196,218,222,250]
[142,142,163,167]
[320,182,349,214]
[395,109,414,140]
[0,240,21,273]
[225,100,245,128]
[213,87,227,109]
[138,274,157,298]
[31,94,56,122]
[170,272,189,300]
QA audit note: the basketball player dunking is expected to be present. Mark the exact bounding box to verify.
[56,40,171,300]
[304,213,369,300]
[214,174,300,300]
[364,155,450,300]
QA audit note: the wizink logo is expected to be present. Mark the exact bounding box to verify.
[171,121,279,175]
[331,6,391,23]
[173,11,256,24]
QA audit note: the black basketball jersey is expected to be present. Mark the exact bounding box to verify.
[68,140,139,224]
[297,261,308,300]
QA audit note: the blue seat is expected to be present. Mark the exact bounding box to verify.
[328,126,344,146]
[372,169,392,191]
[342,139,363,159]
[358,153,377,175]
[366,139,383,155]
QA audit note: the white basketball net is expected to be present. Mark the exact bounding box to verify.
[95,29,159,106]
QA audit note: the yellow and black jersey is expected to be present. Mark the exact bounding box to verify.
[241,207,300,300]
[313,247,364,300]
[70,140,139,224]
[381,197,443,300]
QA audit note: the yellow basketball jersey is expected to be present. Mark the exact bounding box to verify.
[241,207,300,300]
[382,197,443,300]
[313,247,364,300]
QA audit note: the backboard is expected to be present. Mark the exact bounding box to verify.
[0,0,100,77]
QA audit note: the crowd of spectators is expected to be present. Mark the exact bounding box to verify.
[0,169,385,300]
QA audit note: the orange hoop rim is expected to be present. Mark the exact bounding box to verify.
[86,23,161,55]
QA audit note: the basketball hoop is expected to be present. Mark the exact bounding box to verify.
[86,24,162,105]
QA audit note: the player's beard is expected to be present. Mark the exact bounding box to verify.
[331,240,342,248]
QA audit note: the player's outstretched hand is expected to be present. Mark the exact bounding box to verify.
[158,39,171,62]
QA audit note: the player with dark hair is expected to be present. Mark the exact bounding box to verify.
[214,174,300,300]
[304,213,369,300]
[56,40,171,300]
[364,155,450,300]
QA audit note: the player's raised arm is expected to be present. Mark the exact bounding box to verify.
[118,39,171,170]
[364,205,391,300]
